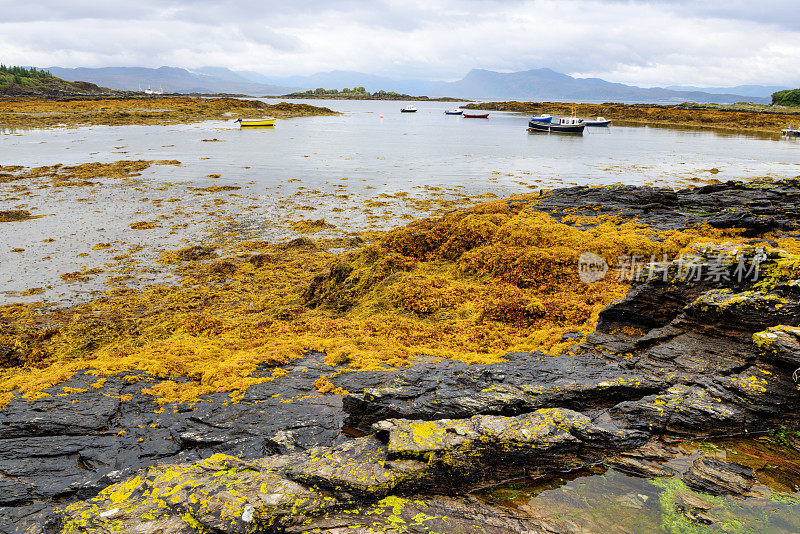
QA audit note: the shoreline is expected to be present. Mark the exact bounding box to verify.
[463,100,800,134]
[0,97,338,128]
[266,94,465,102]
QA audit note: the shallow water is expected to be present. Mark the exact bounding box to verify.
[2,99,799,190]
[1,99,799,305]
[480,437,800,533]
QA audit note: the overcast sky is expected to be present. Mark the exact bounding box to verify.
[1,0,798,87]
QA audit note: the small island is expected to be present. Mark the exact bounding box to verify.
[274,86,464,101]
[773,88,800,107]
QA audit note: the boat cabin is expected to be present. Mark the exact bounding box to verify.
[558,117,583,125]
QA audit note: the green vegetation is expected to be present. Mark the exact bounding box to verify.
[0,65,54,87]
[0,64,114,96]
[772,89,800,107]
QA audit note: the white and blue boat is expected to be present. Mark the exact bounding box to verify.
[584,116,612,127]
[530,114,552,123]
[528,116,585,133]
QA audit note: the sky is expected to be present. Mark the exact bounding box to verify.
[1,0,799,87]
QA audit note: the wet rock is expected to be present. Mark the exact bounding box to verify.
[682,457,757,496]
[537,179,800,233]
[51,409,644,532]
[344,353,662,430]
[754,325,800,369]
[607,441,677,478]
[0,355,389,533]
[288,495,564,534]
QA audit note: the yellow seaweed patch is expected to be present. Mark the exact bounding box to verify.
[0,196,744,406]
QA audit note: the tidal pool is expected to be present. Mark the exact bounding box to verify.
[480,437,800,533]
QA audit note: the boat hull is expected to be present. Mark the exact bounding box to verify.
[584,120,611,127]
[401,109,417,113]
[530,115,552,123]
[527,120,585,133]
[238,119,276,127]
[463,113,489,119]
[444,110,463,115]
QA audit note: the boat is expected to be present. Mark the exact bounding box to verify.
[444,109,463,115]
[781,126,800,137]
[530,114,552,123]
[236,117,276,127]
[527,116,585,133]
[584,116,612,127]
[401,105,417,113]
[463,113,489,119]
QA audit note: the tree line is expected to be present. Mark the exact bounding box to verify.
[0,65,53,85]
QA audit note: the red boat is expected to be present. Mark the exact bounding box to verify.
[463,112,489,119]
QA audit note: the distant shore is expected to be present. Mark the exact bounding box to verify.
[463,101,800,133]
[269,94,465,102]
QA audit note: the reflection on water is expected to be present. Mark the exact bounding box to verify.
[2,98,799,194]
[480,436,800,533]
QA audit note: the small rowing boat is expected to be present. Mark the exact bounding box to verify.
[530,114,552,123]
[401,105,417,113]
[584,116,611,127]
[781,126,800,136]
[463,113,489,119]
[527,116,585,134]
[236,118,276,127]
[444,109,463,115]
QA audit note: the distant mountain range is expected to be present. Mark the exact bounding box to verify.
[48,65,775,104]
[47,66,302,95]
[666,84,791,99]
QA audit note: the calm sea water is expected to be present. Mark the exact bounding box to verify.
[2,98,798,194]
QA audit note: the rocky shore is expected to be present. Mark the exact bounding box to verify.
[0,97,337,128]
[3,179,800,532]
[462,101,800,134]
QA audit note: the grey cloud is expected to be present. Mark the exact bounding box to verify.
[0,0,797,86]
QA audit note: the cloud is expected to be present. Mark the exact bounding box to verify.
[0,0,797,87]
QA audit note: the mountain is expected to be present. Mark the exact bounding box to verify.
[433,68,770,104]
[665,84,792,99]
[254,67,770,104]
[46,65,772,104]
[47,66,302,95]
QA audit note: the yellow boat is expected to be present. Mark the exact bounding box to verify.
[235,117,276,127]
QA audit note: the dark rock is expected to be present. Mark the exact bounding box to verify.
[0,355,389,533]
[682,457,757,496]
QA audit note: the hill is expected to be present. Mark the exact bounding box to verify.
[258,67,769,104]
[772,89,800,107]
[434,68,769,104]
[44,65,774,104]
[666,84,792,99]
[47,66,302,95]
[0,65,116,97]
